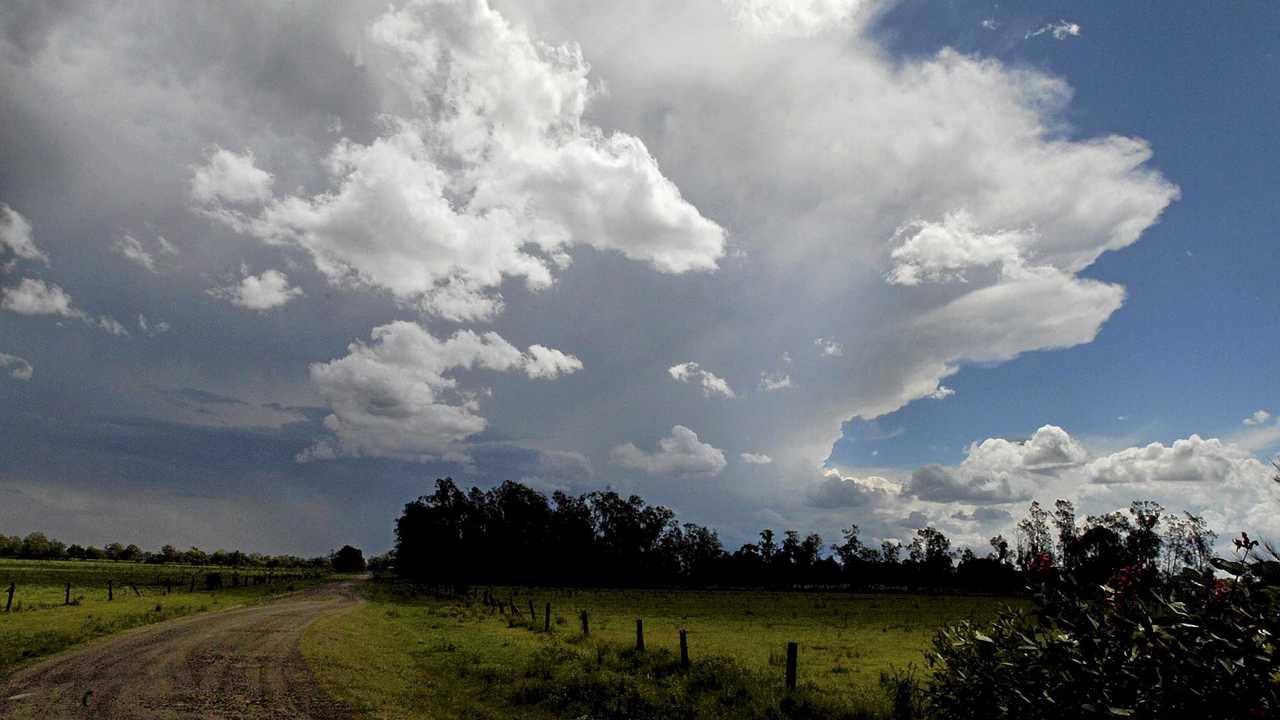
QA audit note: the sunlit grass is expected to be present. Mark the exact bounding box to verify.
[304,581,1017,719]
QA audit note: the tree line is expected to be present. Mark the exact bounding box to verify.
[394,478,1218,593]
[0,531,333,569]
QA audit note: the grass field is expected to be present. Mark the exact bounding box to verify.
[0,558,322,674]
[304,581,1017,719]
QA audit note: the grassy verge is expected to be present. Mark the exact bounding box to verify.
[0,560,325,674]
[303,582,1014,719]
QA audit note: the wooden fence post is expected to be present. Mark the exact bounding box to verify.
[680,629,689,667]
[108,579,113,602]
[189,575,196,593]
[528,599,536,628]
[580,610,589,636]
[785,642,798,692]
[544,602,551,632]
[4,582,14,612]
[635,618,645,652]
[65,582,71,605]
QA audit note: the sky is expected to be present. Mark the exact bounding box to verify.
[1,0,1277,558]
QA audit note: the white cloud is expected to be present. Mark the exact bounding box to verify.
[740,452,773,464]
[905,425,1087,504]
[524,344,585,379]
[0,352,34,381]
[886,211,1034,286]
[198,0,725,322]
[1,277,79,317]
[759,371,793,391]
[723,0,878,38]
[303,321,581,462]
[0,204,46,267]
[611,425,727,476]
[111,234,160,273]
[1243,410,1271,426]
[191,147,274,206]
[138,314,171,336]
[806,468,900,507]
[927,385,955,400]
[813,337,844,357]
[669,361,736,398]
[1027,20,1081,40]
[966,425,1089,472]
[1083,434,1268,485]
[208,268,303,311]
[980,18,998,31]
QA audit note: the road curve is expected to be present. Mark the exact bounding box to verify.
[0,580,361,720]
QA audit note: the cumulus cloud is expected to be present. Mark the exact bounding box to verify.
[886,211,1033,286]
[303,321,582,462]
[196,0,725,322]
[1,277,78,316]
[740,452,773,464]
[904,425,1086,504]
[208,268,303,311]
[1027,20,1081,40]
[611,425,727,476]
[0,204,46,267]
[0,277,129,335]
[1083,435,1268,485]
[1244,410,1271,426]
[669,361,736,398]
[524,344,585,379]
[0,352,34,381]
[806,468,900,507]
[190,147,274,206]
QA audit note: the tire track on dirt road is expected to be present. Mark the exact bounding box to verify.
[0,580,362,719]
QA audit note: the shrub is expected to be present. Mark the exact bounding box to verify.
[924,541,1280,719]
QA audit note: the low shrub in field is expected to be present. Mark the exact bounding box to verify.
[924,545,1280,719]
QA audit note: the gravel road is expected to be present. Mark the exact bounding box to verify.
[0,580,361,719]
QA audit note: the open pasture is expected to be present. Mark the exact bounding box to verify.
[304,582,1017,719]
[0,558,322,673]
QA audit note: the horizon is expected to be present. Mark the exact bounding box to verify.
[2,0,1278,558]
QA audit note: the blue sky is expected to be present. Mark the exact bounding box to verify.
[832,0,1280,469]
[1,0,1276,556]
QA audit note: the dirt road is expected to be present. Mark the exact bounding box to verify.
[0,580,361,719]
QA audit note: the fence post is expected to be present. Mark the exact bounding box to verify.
[189,575,196,593]
[635,618,645,652]
[680,629,689,667]
[4,583,13,612]
[528,599,536,628]
[108,579,113,602]
[544,602,551,632]
[785,642,798,692]
[580,610,589,636]
[65,582,71,605]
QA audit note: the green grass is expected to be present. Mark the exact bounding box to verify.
[303,582,1017,719]
[0,558,322,674]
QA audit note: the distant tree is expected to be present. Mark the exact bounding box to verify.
[119,543,142,562]
[331,545,366,573]
[1015,501,1053,570]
